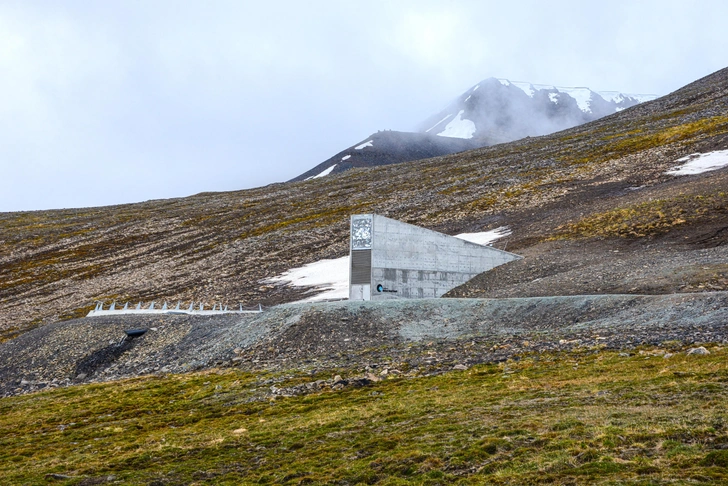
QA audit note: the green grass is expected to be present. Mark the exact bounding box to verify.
[1,347,727,484]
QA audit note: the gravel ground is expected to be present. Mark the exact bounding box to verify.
[2,292,727,397]
[447,242,728,299]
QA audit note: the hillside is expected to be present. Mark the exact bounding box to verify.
[1,67,728,344]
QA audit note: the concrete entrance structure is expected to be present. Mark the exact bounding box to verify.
[349,214,522,301]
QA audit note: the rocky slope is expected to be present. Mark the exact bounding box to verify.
[3,292,727,396]
[1,67,727,344]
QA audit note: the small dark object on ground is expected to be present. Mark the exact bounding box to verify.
[124,329,148,338]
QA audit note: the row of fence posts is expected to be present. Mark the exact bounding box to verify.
[90,301,264,314]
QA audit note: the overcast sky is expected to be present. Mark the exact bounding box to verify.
[1,0,727,212]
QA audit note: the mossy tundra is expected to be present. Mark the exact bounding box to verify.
[1,347,727,484]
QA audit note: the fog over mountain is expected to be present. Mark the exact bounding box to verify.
[1,1,726,212]
[420,78,656,144]
[293,78,656,181]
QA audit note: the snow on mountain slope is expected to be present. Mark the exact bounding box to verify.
[556,87,593,112]
[511,81,535,97]
[419,78,658,143]
[292,76,658,181]
[290,131,478,182]
[666,150,728,176]
[437,110,476,139]
[304,164,337,180]
[425,114,454,133]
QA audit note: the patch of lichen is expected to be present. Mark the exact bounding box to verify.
[646,105,702,122]
[0,211,102,248]
[58,305,96,322]
[240,203,372,239]
[0,318,43,344]
[676,264,728,292]
[612,116,728,149]
[601,128,645,140]
[180,202,258,228]
[451,168,560,218]
[0,327,24,344]
[564,116,728,167]
[0,233,156,294]
[549,192,728,240]
[437,186,462,196]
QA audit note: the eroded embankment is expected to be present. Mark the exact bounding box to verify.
[1,292,727,396]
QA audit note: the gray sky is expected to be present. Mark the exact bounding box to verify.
[1,0,726,212]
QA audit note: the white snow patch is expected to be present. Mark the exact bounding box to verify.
[464,95,471,102]
[268,227,512,304]
[425,114,453,133]
[598,91,624,103]
[498,79,511,86]
[355,140,373,150]
[557,87,592,113]
[666,150,728,176]
[454,227,512,246]
[268,257,350,302]
[531,82,556,91]
[495,83,655,108]
[473,85,480,91]
[630,94,658,103]
[341,155,351,161]
[598,91,657,104]
[511,81,535,97]
[304,164,336,180]
[548,93,559,104]
[437,110,476,139]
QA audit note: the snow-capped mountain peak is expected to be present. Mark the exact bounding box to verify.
[292,76,659,182]
[419,78,657,144]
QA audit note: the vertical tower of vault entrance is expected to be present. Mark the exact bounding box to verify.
[349,214,521,301]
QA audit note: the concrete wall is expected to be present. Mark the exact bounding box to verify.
[350,214,521,301]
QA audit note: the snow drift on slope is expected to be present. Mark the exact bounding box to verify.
[437,110,476,139]
[666,150,728,176]
[304,164,337,180]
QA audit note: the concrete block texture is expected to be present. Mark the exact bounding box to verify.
[350,214,521,300]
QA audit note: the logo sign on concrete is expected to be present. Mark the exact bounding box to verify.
[351,216,373,250]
